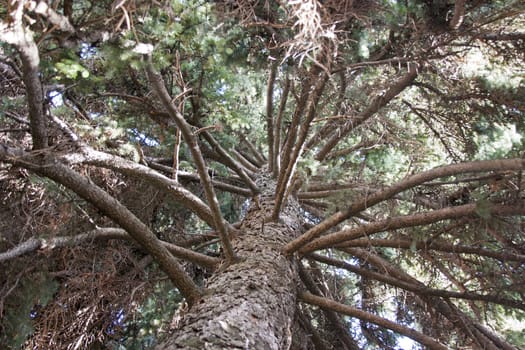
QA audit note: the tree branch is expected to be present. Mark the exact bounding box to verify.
[62,147,217,228]
[299,291,449,350]
[284,158,525,254]
[145,57,236,263]
[339,237,525,262]
[299,204,525,254]
[0,150,202,305]
[0,228,219,269]
[309,253,525,311]
[201,130,259,194]
[315,63,418,161]
[147,161,251,196]
[344,247,519,350]
[27,0,75,33]
[480,31,525,41]
[267,61,278,175]
[273,66,329,220]
[230,148,260,174]
[298,265,360,350]
[241,136,266,165]
[1,1,47,149]
[449,0,466,30]
[278,67,320,188]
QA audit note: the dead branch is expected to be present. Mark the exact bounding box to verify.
[267,61,278,175]
[344,248,518,350]
[0,228,220,269]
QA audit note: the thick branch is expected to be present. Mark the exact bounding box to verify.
[28,1,75,33]
[338,238,525,262]
[267,61,278,175]
[299,291,449,350]
[284,158,525,254]
[0,228,219,269]
[63,147,217,228]
[299,204,525,254]
[480,32,525,41]
[1,3,47,149]
[449,0,466,30]
[145,58,236,263]
[273,76,290,178]
[1,151,202,305]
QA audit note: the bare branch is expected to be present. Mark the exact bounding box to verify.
[1,150,202,305]
[1,1,47,149]
[235,147,262,168]
[145,57,236,263]
[63,147,217,228]
[315,63,418,161]
[148,161,251,196]
[325,137,387,161]
[279,68,319,184]
[0,228,219,269]
[299,204,525,254]
[273,76,290,178]
[344,248,519,350]
[298,265,360,350]
[230,148,259,174]
[241,136,266,165]
[173,128,181,181]
[299,291,449,350]
[310,253,525,311]
[273,64,329,220]
[284,158,525,254]
[480,31,525,41]
[201,131,259,195]
[27,1,75,33]
[0,237,41,263]
[267,61,278,175]
[296,311,330,350]
[338,237,525,262]
[449,0,466,30]
[403,100,460,161]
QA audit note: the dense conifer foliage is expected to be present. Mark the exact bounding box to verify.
[1,1,524,349]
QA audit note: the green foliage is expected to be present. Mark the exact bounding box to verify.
[1,273,58,349]
[473,123,523,159]
[2,0,525,349]
[54,59,90,79]
[364,147,410,183]
[115,279,183,350]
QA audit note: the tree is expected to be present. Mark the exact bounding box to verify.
[1,0,524,349]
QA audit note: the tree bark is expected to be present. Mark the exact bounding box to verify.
[156,174,303,349]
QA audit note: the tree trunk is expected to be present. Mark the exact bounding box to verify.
[156,174,303,349]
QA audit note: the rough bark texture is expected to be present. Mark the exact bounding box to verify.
[156,172,302,349]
